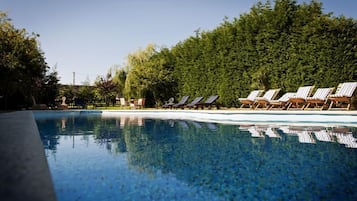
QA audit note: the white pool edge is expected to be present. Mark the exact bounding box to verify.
[99,110,357,127]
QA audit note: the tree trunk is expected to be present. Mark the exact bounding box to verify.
[31,95,37,106]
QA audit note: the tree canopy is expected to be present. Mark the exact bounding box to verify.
[124,44,177,107]
[0,12,59,109]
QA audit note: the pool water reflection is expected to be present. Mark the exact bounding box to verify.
[36,113,357,201]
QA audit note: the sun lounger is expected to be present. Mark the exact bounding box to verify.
[287,85,314,110]
[137,98,145,109]
[172,96,190,109]
[162,97,175,109]
[196,95,219,109]
[185,96,204,109]
[238,90,264,109]
[328,82,357,110]
[254,89,280,109]
[120,98,127,106]
[304,87,334,110]
[129,98,145,109]
[267,92,296,110]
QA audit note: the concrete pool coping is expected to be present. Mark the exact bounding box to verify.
[0,111,57,201]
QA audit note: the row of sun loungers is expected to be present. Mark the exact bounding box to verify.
[162,82,355,110]
[239,82,357,110]
[163,95,220,109]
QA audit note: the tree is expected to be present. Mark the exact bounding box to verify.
[95,72,117,106]
[76,80,95,107]
[124,44,177,107]
[38,68,60,107]
[58,85,76,105]
[0,12,56,109]
[112,67,127,98]
[124,44,157,99]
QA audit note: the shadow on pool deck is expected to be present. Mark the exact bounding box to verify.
[0,111,57,201]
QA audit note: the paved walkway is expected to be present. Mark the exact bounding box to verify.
[0,111,57,201]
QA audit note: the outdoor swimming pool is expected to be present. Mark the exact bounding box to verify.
[35,111,357,201]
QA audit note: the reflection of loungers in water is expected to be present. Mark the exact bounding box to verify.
[239,125,265,138]
[178,120,189,129]
[279,126,357,148]
[187,121,218,131]
[239,124,356,148]
[61,118,66,129]
[312,129,335,142]
[206,123,218,131]
[279,126,316,144]
[241,125,281,138]
[120,118,126,128]
[117,116,144,128]
[249,127,264,138]
[297,131,316,144]
[331,128,357,148]
[168,120,175,127]
[191,121,203,128]
[137,116,143,126]
[265,127,281,138]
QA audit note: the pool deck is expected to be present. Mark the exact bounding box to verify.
[99,109,357,116]
[34,109,357,126]
[0,111,57,201]
[100,109,357,126]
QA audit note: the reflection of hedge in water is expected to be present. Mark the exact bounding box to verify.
[123,119,178,174]
[37,118,60,151]
[37,115,122,150]
[123,120,357,201]
[37,116,357,200]
[93,119,121,139]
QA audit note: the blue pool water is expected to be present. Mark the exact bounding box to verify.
[35,112,357,201]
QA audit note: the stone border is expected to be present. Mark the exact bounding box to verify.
[0,111,57,201]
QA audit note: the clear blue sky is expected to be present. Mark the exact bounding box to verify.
[1,0,356,85]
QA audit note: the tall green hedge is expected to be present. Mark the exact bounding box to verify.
[168,0,356,106]
[124,0,356,107]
